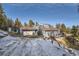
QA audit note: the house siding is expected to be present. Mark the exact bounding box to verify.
[22,30,38,36]
[43,30,60,38]
[23,31,34,36]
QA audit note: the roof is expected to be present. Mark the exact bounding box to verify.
[39,24,59,31]
[20,26,38,31]
[20,24,59,31]
[42,28,58,31]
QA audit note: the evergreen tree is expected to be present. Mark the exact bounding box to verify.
[56,23,67,33]
[66,27,71,33]
[60,24,67,33]
[24,22,27,27]
[0,4,5,28]
[28,19,35,27]
[0,4,9,31]
[71,25,78,36]
[56,24,61,29]
[36,22,39,26]
[14,18,22,28]
[7,18,14,27]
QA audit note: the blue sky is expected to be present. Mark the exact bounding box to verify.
[2,3,79,27]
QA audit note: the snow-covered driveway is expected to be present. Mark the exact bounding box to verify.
[0,36,79,56]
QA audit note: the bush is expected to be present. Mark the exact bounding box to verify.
[9,32,21,37]
[64,36,79,50]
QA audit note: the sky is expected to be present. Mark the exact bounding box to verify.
[2,3,79,27]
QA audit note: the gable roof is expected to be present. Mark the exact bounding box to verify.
[20,26,38,31]
[39,24,59,31]
[42,27,58,31]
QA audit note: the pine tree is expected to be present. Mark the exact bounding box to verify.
[0,4,8,31]
[24,22,27,27]
[28,19,35,27]
[36,22,39,26]
[60,24,67,33]
[71,25,78,36]
[56,24,61,29]
[0,4,5,28]
[14,18,22,28]
[7,18,14,27]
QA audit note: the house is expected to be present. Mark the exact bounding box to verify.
[8,26,20,33]
[20,26,39,36]
[40,24,60,38]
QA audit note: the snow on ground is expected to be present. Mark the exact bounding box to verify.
[0,36,79,56]
[0,30,8,37]
[0,30,8,34]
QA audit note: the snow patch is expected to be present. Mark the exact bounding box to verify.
[0,36,79,56]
